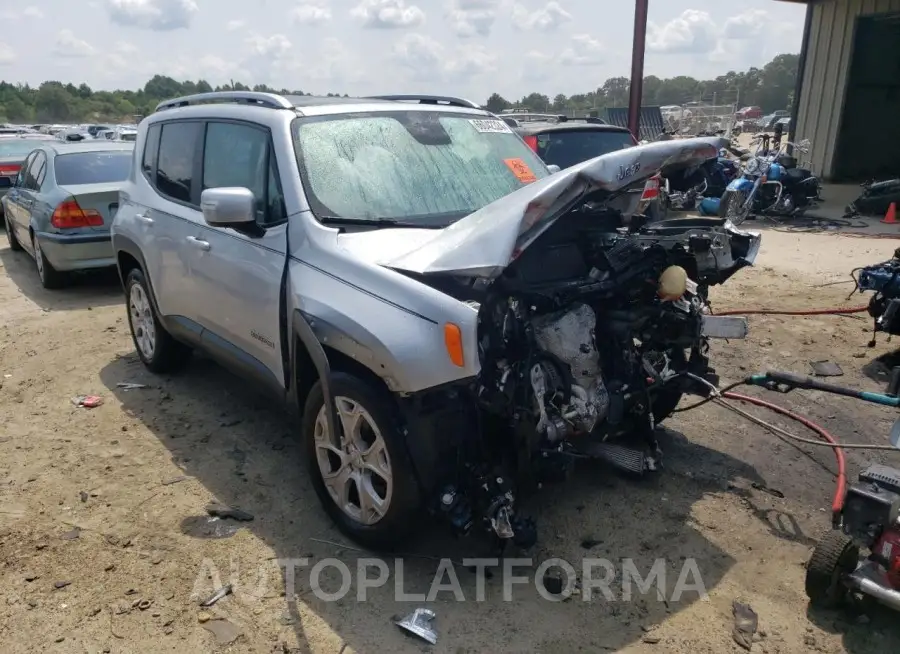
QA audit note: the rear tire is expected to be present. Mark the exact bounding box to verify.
[32,236,66,289]
[303,372,421,550]
[719,189,752,226]
[124,267,192,373]
[805,530,859,608]
[4,213,22,251]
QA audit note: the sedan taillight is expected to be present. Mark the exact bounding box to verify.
[51,198,103,228]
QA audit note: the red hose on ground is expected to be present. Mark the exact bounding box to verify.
[722,391,847,517]
[715,306,868,317]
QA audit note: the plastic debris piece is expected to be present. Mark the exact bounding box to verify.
[810,361,843,377]
[201,618,243,646]
[116,382,148,390]
[200,584,233,607]
[395,608,438,645]
[71,395,103,408]
[205,503,254,522]
[60,527,81,541]
[732,600,758,651]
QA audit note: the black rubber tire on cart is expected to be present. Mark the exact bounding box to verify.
[805,529,860,608]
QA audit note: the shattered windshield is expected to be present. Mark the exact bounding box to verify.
[292,111,550,227]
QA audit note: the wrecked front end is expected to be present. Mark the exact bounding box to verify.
[388,140,761,549]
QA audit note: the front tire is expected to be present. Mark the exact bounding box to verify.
[4,213,22,251]
[719,189,752,226]
[124,267,191,373]
[303,372,421,550]
[805,530,859,608]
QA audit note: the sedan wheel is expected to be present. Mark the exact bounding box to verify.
[129,282,156,361]
[314,396,393,525]
[32,236,65,288]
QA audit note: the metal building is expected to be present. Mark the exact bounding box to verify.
[790,0,900,181]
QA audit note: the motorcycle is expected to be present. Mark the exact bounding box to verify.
[662,138,742,212]
[718,132,821,225]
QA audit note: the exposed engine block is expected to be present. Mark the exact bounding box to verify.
[529,303,609,440]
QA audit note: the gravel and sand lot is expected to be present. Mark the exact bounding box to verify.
[2,224,900,653]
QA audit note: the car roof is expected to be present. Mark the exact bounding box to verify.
[513,122,632,136]
[40,141,135,155]
[149,91,494,121]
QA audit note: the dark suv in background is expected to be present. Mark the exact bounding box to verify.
[509,116,665,221]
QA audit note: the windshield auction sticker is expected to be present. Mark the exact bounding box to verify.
[469,119,512,133]
[504,158,537,183]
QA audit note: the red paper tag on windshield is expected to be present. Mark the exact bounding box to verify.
[504,158,537,183]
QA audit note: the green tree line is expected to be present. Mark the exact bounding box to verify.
[0,53,798,124]
[486,53,799,116]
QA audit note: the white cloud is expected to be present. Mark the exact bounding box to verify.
[106,0,198,31]
[648,9,718,54]
[107,42,148,72]
[512,1,572,32]
[448,0,498,37]
[558,34,603,66]
[392,33,493,82]
[291,2,332,25]
[225,19,245,31]
[0,43,14,66]
[723,9,768,39]
[245,33,293,58]
[54,30,96,58]
[23,6,44,18]
[352,0,425,29]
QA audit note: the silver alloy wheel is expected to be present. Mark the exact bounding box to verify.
[129,283,156,360]
[34,238,45,279]
[314,396,393,525]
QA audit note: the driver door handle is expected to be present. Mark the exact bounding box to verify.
[186,236,210,251]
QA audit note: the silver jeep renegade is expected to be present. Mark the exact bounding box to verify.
[112,91,759,549]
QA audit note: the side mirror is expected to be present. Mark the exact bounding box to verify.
[891,418,900,449]
[200,187,255,227]
[0,177,12,189]
[547,164,561,174]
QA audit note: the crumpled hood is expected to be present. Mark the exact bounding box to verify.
[377,138,720,279]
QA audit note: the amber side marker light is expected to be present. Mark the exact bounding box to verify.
[444,323,464,367]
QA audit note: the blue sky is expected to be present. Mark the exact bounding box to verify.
[0,1,806,99]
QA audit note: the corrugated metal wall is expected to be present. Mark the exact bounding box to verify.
[795,0,900,177]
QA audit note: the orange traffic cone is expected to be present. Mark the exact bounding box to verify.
[882,202,898,224]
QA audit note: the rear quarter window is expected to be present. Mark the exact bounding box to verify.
[533,130,636,170]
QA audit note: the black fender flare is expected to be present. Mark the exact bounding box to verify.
[290,309,338,444]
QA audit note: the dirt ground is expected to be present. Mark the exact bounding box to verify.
[2,223,900,654]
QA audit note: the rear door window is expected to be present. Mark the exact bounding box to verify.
[156,122,202,204]
[533,130,636,170]
[24,152,45,190]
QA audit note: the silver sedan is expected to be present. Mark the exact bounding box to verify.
[2,141,133,288]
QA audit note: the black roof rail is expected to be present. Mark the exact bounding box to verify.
[154,91,294,112]
[365,94,482,109]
